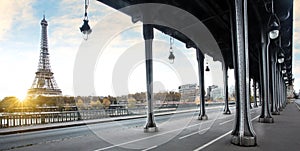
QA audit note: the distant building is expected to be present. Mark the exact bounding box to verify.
[287,85,295,99]
[178,84,198,102]
[210,87,224,101]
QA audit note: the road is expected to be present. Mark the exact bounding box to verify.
[0,105,262,151]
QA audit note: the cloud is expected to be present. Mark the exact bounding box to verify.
[0,0,36,40]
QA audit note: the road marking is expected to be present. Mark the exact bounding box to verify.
[219,119,234,125]
[141,145,157,151]
[295,102,300,111]
[193,115,260,151]
[95,109,260,151]
[193,131,232,151]
[94,120,212,151]
[217,114,234,120]
[178,128,210,140]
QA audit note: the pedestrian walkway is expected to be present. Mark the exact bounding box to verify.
[200,100,300,151]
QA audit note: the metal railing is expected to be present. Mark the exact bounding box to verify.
[0,108,177,128]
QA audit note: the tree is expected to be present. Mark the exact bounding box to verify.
[127,98,137,108]
[90,100,103,109]
[76,98,86,109]
[0,96,20,112]
[194,96,200,105]
[102,98,111,109]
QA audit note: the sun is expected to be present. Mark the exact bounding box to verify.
[16,94,27,102]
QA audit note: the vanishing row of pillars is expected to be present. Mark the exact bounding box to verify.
[141,0,289,146]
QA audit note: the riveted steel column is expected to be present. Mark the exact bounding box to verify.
[196,48,208,120]
[143,24,157,132]
[249,78,253,109]
[223,64,231,114]
[270,47,279,115]
[258,51,263,107]
[282,83,286,108]
[230,0,256,146]
[277,65,283,111]
[259,83,262,106]
[284,84,287,106]
[280,74,285,109]
[259,24,273,123]
[253,80,258,108]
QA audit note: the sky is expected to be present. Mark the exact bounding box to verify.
[0,0,298,99]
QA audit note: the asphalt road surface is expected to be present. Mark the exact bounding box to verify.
[0,106,263,151]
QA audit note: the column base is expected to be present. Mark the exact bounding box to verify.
[223,110,231,115]
[272,111,280,115]
[198,114,208,120]
[231,135,256,146]
[144,112,158,133]
[144,126,158,133]
[258,117,274,123]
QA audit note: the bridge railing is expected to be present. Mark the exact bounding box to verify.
[0,108,177,128]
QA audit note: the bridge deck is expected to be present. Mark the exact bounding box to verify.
[0,101,299,150]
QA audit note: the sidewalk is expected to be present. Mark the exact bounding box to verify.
[203,100,300,151]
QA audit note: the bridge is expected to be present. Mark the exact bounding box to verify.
[0,0,296,150]
[85,0,294,147]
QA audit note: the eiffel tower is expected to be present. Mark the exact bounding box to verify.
[27,16,62,97]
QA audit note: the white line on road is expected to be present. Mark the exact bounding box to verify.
[178,128,210,140]
[141,145,157,151]
[95,108,261,151]
[193,115,260,151]
[294,102,300,111]
[94,120,212,151]
[219,119,234,125]
[217,114,234,120]
[193,131,232,151]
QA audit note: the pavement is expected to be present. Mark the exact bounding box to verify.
[201,100,300,151]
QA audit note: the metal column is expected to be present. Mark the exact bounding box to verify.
[270,47,280,115]
[258,51,263,107]
[249,78,253,109]
[253,80,258,108]
[258,25,273,123]
[223,64,231,114]
[143,24,158,132]
[277,65,283,111]
[231,0,256,146]
[196,48,208,120]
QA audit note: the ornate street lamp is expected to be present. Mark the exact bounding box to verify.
[80,0,92,40]
[268,0,280,39]
[277,51,285,63]
[168,37,175,63]
[205,62,210,72]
